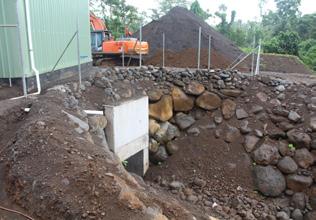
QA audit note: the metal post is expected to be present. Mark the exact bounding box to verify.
[251,35,256,76]
[76,17,81,87]
[197,27,201,69]
[162,32,165,68]
[139,22,142,68]
[208,35,211,70]
[255,39,262,75]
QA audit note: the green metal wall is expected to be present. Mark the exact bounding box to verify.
[0,0,92,79]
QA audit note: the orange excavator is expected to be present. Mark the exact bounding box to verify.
[90,13,149,65]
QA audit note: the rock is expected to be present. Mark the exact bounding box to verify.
[243,135,260,153]
[150,146,168,164]
[288,111,301,123]
[252,140,281,165]
[236,108,249,120]
[294,148,314,169]
[221,99,237,120]
[171,87,194,112]
[196,92,222,111]
[277,156,298,174]
[291,193,306,210]
[149,119,160,136]
[187,127,200,136]
[149,139,159,153]
[154,122,180,143]
[278,141,295,157]
[276,211,289,220]
[224,125,240,143]
[193,178,207,187]
[276,85,286,92]
[174,113,196,130]
[220,89,242,97]
[270,99,281,106]
[310,117,316,131]
[169,181,184,190]
[278,121,295,132]
[240,120,252,134]
[166,142,179,155]
[88,115,107,133]
[147,90,163,102]
[214,116,223,124]
[304,211,316,220]
[185,81,205,95]
[253,165,286,197]
[251,105,264,114]
[257,92,269,102]
[291,209,303,220]
[287,129,311,149]
[286,175,313,192]
[149,95,173,122]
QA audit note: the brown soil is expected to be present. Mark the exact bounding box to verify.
[136,7,245,69]
[0,83,23,101]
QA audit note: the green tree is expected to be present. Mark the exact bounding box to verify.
[296,13,316,40]
[190,0,211,21]
[215,4,236,36]
[264,31,300,55]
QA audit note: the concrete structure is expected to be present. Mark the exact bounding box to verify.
[104,97,149,176]
[0,0,91,83]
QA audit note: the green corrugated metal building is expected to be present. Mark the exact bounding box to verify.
[0,0,91,79]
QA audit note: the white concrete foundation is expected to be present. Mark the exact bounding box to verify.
[104,96,149,176]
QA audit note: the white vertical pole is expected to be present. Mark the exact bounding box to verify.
[197,27,201,69]
[208,35,211,70]
[76,17,81,87]
[255,39,262,75]
[251,35,256,76]
[139,22,142,68]
[162,32,165,68]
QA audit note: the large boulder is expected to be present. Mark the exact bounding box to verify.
[185,81,205,96]
[293,148,314,169]
[174,113,196,130]
[252,140,281,165]
[286,175,313,192]
[171,87,194,112]
[149,95,173,122]
[277,156,298,174]
[221,99,237,120]
[287,129,311,149]
[196,92,222,111]
[253,165,286,197]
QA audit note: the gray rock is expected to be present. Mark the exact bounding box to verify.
[166,142,179,155]
[310,117,316,131]
[154,122,180,143]
[291,193,306,210]
[277,156,298,174]
[287,129,312,149]
[291,209,303,220]
[251,105,264,114]
[288,111,301,123]
[243,135,260,153]
[224,125,240,143]
[187,127,200,136]
[214,116,223,124]
[276,211,290,220]
[240,120,252,134]
[236,108,249,120]
[253,165,286,197]
[286,174,313,192]
[276,85,286,92]
[175,113,196,130]
[252,141,281,165]
[63,111,89,133]
[150,146,168,164]
[169,181,184,190]
[294,148,314,169]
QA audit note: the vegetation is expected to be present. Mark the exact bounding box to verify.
[89,0,316,71]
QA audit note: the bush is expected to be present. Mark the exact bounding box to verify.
[299,39,316,71]
[263,31,300,55]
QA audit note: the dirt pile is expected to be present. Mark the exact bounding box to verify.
[136,7,245,69]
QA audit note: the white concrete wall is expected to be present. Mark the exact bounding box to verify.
[104,97,149,174]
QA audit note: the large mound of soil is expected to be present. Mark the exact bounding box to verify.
[137,7,245,69]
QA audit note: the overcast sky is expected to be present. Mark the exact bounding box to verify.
[126,0,316,23]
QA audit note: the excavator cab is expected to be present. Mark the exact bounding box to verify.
[91,30,111,52]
